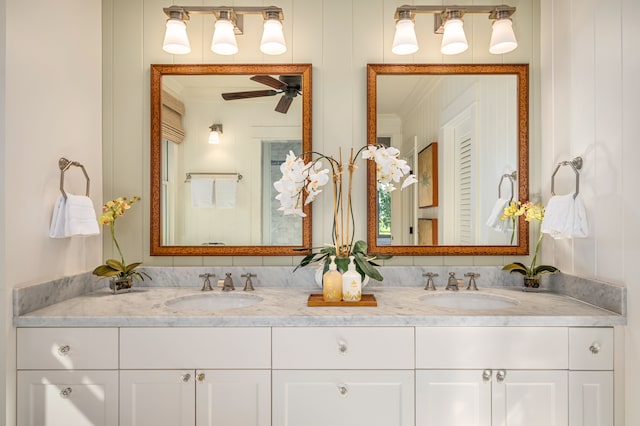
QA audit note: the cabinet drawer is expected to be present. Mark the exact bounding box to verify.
[569,328,613,370]
[120,327,271,369]
[17,328,118,370]
[416,327,568,369]
[272,327,414,369]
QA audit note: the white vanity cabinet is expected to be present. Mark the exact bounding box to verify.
[271,327,415,426]
[16,328,119,426]
[119,327,271,426]
[568,328,614,426]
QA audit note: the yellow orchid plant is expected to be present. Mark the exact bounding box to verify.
[501,201,559,278]
[93,196,150,282]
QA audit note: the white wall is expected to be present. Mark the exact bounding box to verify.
[541,0,639,424]
[104,0,540,268]
[2,0,103,423]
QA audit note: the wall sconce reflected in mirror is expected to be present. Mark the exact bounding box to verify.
[392,4,517,56]
[162,5,286,56]
[208,124,223,145]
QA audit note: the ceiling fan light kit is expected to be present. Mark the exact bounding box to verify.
[392,4,518,55]
[162,5,286,56]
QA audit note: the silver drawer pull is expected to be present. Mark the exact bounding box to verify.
[589,343,601,354]
[482,369,492,383]
[181,373,191,383]
[337,340,348,355]
[338,384,348,396]
[58,345,70,356]
[496,370,507,383]
[60,387,72,398]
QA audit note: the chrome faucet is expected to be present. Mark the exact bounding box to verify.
[241,273,256,291]
[445,272,459,291]
[465,272,480,291]
[423,272,438,291]
[222,273,235,291]
[199,273,215,291]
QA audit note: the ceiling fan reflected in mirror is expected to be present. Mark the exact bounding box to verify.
[221,75,302,114]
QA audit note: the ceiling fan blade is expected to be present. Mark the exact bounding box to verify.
[275,95,294,114]
[251,75,286,90]
[221,89,278,100]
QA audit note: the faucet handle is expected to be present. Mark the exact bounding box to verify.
[423,272,438,291]
[464,272,480,291]
[241,273,256,291]
[199,273,215,291]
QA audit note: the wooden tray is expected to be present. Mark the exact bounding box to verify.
[307,294,377,307]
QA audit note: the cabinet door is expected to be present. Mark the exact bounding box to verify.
[196,370,271,426]
[492,370,568,426]
[569,371,613,426]
[17,370,118,426]
[273,370,414,426]
[416,370,491,426]
[120,370,195,426]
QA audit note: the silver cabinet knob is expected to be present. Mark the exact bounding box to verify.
[60,387,72,398]
[197,373,206,382]
[337,340,348,355]
[181,373,191,383]
[496,370,507,383]
[338,384,348,396]
[589,343,601,354]
[58,345,70,356]
[482,369,492,383]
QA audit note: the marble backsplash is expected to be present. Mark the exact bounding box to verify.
[13,266,626,316]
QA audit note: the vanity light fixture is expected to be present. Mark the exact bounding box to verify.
[162,5,286,56]
[392,4,517,56]
[208,124,223,145]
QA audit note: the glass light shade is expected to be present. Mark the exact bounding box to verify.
[489,18,518,54]
[392,19,419,55]
[211,19,238,55]
[208,130,220,144]
[260,18,287,55]
[441,18,468,55]
[163,18,191,54]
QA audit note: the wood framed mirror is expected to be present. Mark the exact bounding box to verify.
[150,64,312,256]
[366,63,529,256]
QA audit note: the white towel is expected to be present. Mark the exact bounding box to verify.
[191,177,214,208]
[49,195,67,238]
[486,198,513,233]
[215,178,237,209]
[64,195,100,237]
[541,193,589,239]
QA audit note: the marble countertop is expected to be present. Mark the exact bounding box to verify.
[13,286,625,327]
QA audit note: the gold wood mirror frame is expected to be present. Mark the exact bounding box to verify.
[366,63,529,256]
[150,63,312,256]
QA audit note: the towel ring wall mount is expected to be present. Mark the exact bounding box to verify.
[59,157,90,200]
[551,156,582,199]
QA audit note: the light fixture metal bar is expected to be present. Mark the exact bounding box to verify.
[163,5,283,20]
[395,4,515,35]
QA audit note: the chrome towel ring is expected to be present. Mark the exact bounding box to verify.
[551,156,583,199]
[59,157,90,200]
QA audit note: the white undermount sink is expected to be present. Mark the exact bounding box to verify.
[420,292,519,310]
[165,292,263,311]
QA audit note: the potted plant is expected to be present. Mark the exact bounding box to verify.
[501,201,559,287]
[274,145,416,282]
[93,196,150,292]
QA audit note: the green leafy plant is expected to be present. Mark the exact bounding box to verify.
[295,240,390,281]
[501,201,559,278]
[93,196,150,282]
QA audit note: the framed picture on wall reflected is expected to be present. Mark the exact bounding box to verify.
[418,218,438,246]
[418,142,438,208]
